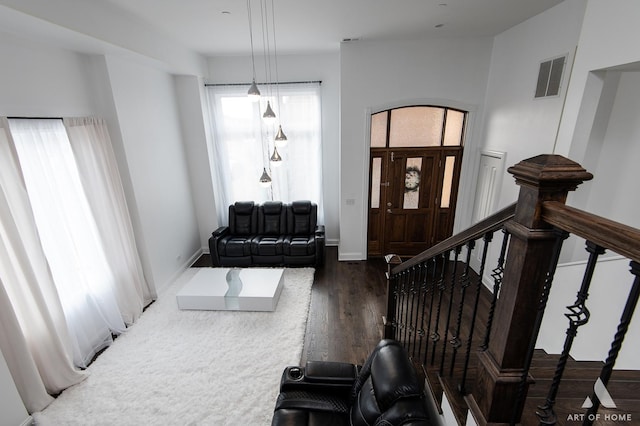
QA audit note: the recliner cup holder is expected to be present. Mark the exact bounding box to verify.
[287,367,303,381]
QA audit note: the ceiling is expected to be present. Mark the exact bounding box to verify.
[0,0,565,59]
[98,0,564,56]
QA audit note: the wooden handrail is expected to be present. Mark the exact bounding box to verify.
[542,201,640,263]
[391,203,516,275]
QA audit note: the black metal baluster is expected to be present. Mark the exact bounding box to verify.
[407,266,417,356]
[431,252,449,365]
[401,269,410,345]
[536,241,605,426]
[405,267,417,348]
[393,272,404,341]
[416,262,429,363]
[583,261,640,425]
[440,246,462,375]
[481,228,510,351]
[412,266,422,354]
[460,231,493,394]
[398,270,408,344]
[449,240,475,377]
[410,263,425,358]
[424,257,438,366]
[389,273,400,340]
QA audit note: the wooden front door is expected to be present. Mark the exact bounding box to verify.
[367,106,465,257]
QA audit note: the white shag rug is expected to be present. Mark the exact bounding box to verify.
[33,267,314,426]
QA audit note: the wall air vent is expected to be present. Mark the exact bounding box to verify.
[535,55,567,98]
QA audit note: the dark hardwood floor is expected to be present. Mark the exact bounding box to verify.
[300,246,388,365]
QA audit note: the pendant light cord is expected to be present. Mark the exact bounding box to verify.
[247,0,257,81]
[270,0,283,120]
[260,0,272,97]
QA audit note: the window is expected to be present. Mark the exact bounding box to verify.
[1,117,151,408]
[7,118,130,367]
[371,106,466,148]
[206,82,323,223]
[389,106,444,147]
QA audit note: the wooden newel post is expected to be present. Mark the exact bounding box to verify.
[468,155,592,425]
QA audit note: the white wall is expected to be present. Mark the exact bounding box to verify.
[560,70,640,263]
[481,0,587,210]
[543,0,640,263]
[174,75,220,251]
[581,71,640,228]
[105,55,201,292]
[474,0,587,287]
[551,0,640,228]
[556,0,640,161]
[0,34,95,117]
[0,349,30,426]
[339,37,494,260]
[206,53,341,245]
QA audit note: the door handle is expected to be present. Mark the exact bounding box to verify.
[387,209,392,214]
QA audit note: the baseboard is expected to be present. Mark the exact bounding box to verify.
[338,252,365,261]
[326,238,339,247]
[155,249,203,295]
[185,248,204,267]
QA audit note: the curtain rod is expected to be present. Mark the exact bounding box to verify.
[7,116,63,120]
[205,80,321,87]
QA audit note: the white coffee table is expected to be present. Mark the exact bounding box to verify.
[176,268,284,311]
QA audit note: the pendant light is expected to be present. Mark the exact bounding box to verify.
[263,100,276,123]
[274,124,287,147]
[247,0,260,102]
[248,80,261,101]
[270,146,283,167]
[259,167,272,187]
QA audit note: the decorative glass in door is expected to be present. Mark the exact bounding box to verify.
[368,106,466,257]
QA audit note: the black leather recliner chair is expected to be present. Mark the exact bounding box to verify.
[271,339,433,426]
[284,201,324,266]
[210,201,257,267]
[252,201,288,264]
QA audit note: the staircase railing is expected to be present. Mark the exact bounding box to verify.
[384,154,640,425]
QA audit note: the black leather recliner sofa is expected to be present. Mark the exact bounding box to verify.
[209,200,325,267]
[271,339,433,426]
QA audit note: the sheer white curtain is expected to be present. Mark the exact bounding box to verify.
[8,118,126,368]
[206,82,323,224]
[0,119,85,413]
[63,117,153,322]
